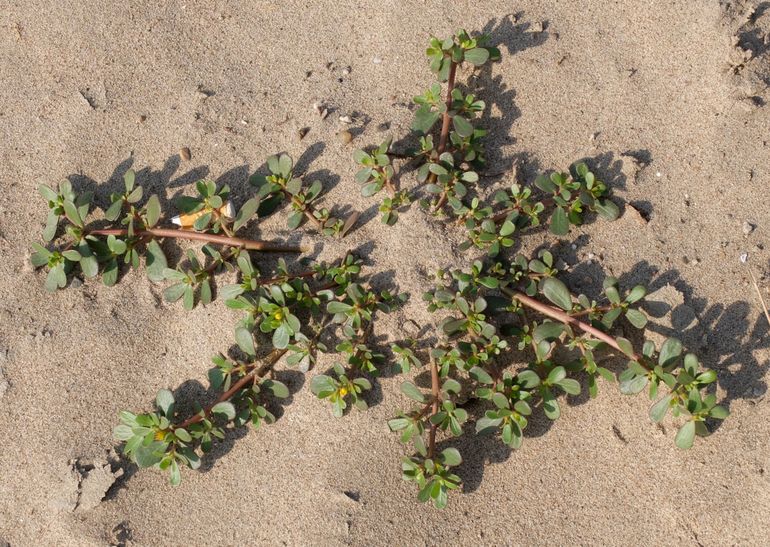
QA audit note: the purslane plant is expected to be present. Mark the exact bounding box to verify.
[388,254,727,507]
[32,28,729,501]
[351,30,726,508]
[353,29,619,254]
[33,153,405,484]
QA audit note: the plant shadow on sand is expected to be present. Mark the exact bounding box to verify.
[427,259,768,494]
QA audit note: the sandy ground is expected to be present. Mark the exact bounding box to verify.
[1,0,769,545]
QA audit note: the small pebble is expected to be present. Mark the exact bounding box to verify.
[743,221,756,235]
[297,127,309,141]
[740,252,749,263]
[70,277,83,289]
[532,21,545,33]
[312,102,322,114]
[320,108,329,120]
[342,66,351,75]
[138,114,147,123]
[372,56,383,64]
[339,130,353,144]
[180,147,191,161]
[339,115,352,124]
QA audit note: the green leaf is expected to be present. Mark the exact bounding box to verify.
[145,240,168,283]
[124,169,136,192]
[182,285,194,310]
[625,309,648,329]
[211,401,236,420]
[469,366,493,384]
[310,375,336,398]
[547,366,567,385]
[675,420,695,449]
[542,389,560,420]
[464,47,490,66]
[104,199,124,222]
[626,285,647,304]
[595,199,620,221]
[169,460,181,486]
[262,379,289,398]
[174,428,192,442]
[412,105,441,134]
[659,338,682,367]
[43,210,59,242]
[453,115,473,138]
[193,211,212,231]
[649,394,672,422]
[62,200,83,227]
[235,327,256,356]
[156,389,175,416]
[145,195,161,227]
[113,424,134,441]
[163,283,187,303]
[134,441,165,468]
[327,301,353,314]
[557,378,581,395]
[550,206,569,236]
[233,197,260,232]
[615,337,636,358]
[710,405,729,419]
[533,322,564,343]
[400,381,426,403]
[440,447,462,467]
[272,323,291,349]
[102,258,119,287]
[620,374,648,395]
[542,278,572,311]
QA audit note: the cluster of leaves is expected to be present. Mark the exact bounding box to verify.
[250,153,353,237]
[115,251,404,484]
[388,254,728,507]
[352,30,619,256]
[32,152,408,485]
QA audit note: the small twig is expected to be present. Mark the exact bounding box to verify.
[87,227,306,253]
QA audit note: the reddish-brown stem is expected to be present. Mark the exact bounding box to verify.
[281,190,325,231]
[202,246,242,276]
[503,287,641,362]
[569,305,615,318]
[427,354,441,458]
[437,62,458,156]
[175,349,287,430]
[430,62,458,212]
[87,228,306,253]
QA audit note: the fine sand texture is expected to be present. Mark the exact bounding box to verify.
[1,1,769,545]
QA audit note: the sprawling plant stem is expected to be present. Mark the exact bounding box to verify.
[502,287,642,362]
[432,61,459,211]
[175,349,287,429]
[428,355,441,458]
[88,227,305,253]
[437,61,458,156]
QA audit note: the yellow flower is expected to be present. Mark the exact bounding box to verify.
[339,387,349,397]
[154,430,166,441]
[273,310,283,321]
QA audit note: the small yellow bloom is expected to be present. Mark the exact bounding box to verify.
[273,310,283,321]
[339,387,348,397]
[154,430,166,441]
